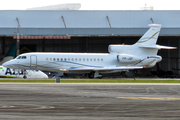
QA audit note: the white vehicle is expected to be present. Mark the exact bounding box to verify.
[2,24,176,80]
[0,66,48,79]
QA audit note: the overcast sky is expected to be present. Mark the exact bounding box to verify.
[0,0,179,10]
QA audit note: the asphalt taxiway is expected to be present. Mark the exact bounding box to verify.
[1,83,180,120]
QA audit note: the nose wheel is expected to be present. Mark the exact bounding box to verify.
[23,75,27,79]
[23,70,28,79]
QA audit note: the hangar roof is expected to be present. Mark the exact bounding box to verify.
[0,10,180,36]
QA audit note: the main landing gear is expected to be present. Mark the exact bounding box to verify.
[88,71,103,79]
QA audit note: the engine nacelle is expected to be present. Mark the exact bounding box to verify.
[109,45,127,53]
[117,54,141,63]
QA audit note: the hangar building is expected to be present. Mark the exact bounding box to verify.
[0,10,180,77]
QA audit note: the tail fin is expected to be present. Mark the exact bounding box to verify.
[5,43,17,58]
[135,24,161,47]
[0,43,17,65]
[135,24,176,49]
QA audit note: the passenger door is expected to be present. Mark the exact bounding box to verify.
[30,55,37,69]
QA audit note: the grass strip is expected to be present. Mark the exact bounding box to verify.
[60,79,180,83]
[0,79,180,83]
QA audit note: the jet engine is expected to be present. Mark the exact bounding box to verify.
[117,54,141,63]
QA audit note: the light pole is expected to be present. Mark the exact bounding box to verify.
[16,17,20,56]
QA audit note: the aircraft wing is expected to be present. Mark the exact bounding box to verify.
[68,66,143,72]
[68,67,94,72]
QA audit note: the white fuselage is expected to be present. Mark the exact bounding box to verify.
[3,52,162,74]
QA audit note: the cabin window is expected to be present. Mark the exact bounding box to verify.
[83,58,85,61]
[101,58,103,61]
[64,58,66,61]
[50,58,52,61]
[46,58,48,61]
[79,58,81,61]
[87,58,89,61]
[61,58,63,61]
[72,58,74,61]
[68,58,70,61]
[97,58,99,61]
[90,58,92,61]
[57,58,59,61]
[53,58,56,61]
[94,58,96,61]
[75,58,77,61]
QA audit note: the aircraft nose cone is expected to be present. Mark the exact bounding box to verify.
[2,60,14,68]
[2,62,8,67]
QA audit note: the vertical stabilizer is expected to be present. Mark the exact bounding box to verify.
[135,24,161,47]
[5,43,17,58]
[0,43,17,65]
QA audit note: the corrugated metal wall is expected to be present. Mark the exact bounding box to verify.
[0,10,180,36]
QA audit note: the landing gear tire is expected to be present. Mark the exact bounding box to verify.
[88,73,94,79]
[23,76,27,79]
[23,70,27,79]
[97,76,103,79]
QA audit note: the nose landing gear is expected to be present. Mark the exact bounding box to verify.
[23,70,28,79]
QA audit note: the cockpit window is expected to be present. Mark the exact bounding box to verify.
[16,56,27,59]
[17,56,21,59]
[22,56,27,59]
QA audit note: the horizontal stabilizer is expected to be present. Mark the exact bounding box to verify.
[156,45,177,49]
[139,45,177,49]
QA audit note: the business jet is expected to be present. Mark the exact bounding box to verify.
[0,66,48,79]
[2,24,176,81]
